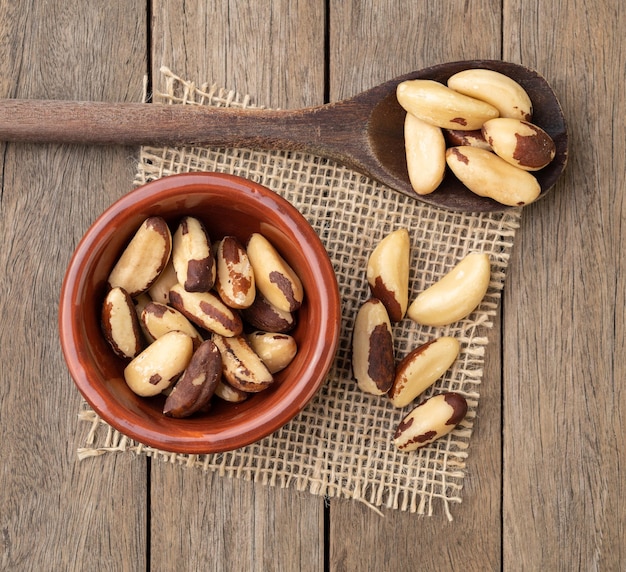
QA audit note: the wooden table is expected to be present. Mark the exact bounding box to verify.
[1,2,623,570]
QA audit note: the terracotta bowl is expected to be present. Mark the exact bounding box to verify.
[59,172,341,454]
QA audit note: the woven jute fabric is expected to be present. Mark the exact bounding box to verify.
[77,66,522,519]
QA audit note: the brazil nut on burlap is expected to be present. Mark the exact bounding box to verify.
[77,66,521,520]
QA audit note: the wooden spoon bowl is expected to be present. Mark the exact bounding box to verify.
[0,60,567,212]
[364,60,568,212]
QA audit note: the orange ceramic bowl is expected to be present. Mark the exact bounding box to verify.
[59,172,341,454]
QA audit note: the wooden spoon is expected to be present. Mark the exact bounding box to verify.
[0,60,567,212]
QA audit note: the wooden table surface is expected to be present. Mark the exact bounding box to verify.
[1,2,624,570]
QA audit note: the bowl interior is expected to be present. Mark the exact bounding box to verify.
[60,172,340,454]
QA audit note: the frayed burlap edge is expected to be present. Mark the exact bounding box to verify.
[77,66,522,520]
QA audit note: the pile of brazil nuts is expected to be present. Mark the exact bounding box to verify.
[352,229,491,452]
[396,68,556,206]
[101,215,302,418]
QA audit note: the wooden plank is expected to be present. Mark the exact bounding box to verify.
[328,0,501,101]
[150,466,324,572]
[0,2,147,570]
[327,1,504,569]
[149,2,327,570]
[502,0,626,568]
[152,0,325,108]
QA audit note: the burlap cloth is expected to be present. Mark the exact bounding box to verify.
[77,67,521,520]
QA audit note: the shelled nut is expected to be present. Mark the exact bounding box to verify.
[389,337,460,408]
[397,79,499,130]
[366,228,410,322]
[101,286,144,359]
[107,216,171,297]
[407,252,491,327]
[393,392,468,452]
[124,330,193,397]
[352,298,395,396]
[163,339,222,418]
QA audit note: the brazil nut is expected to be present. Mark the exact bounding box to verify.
[140,301,204,347]
[133,293,155,344]
[447,68,533,121]
[445,146,541,206]
[168,283,243,337]
[407,252,491,327]
[107,216,172,297]
[215,235,256,309]
[213,334,274,393]
[482,117,556,171]
[396,79,499,131]
[163,339,222,418]
[443,128,491,150]
[172,216,216,292]
[366,228,410,322]
[404,113,446,195]
[393,392,468,452]
[147,259,178,304]
[124,330,194,397]
[352,298,395,396]
[246,232,303,313]
[101,286,144,359]
[247,331,297,374]
[388,337,460,408]
[214,379,249,403]
[241,291,296,333]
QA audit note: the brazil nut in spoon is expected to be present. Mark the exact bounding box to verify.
[0,60,567,212]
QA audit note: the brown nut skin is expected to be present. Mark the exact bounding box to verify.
[241,291,296,333]
[168,283,243,337]
[213,334,274,393]
[172,216,216,292]
[352,298,395,396]
[163,339,222,418]
[101,287,144,359]
[107,216,172,297]
[215,236,256,309]
[393,392,468,452]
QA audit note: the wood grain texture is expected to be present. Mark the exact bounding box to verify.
[503,0,626,569]
[328,0,501,101]
[150,466,324,572]
[149,2,327,570]
[0,2,147,570]
[152,0,325,109]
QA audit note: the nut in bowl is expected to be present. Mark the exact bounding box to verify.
[59,172,341,454]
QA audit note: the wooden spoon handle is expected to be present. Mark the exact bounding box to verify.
[0,98,360,154]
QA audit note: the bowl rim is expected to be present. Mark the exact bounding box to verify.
[59,172,341,454]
